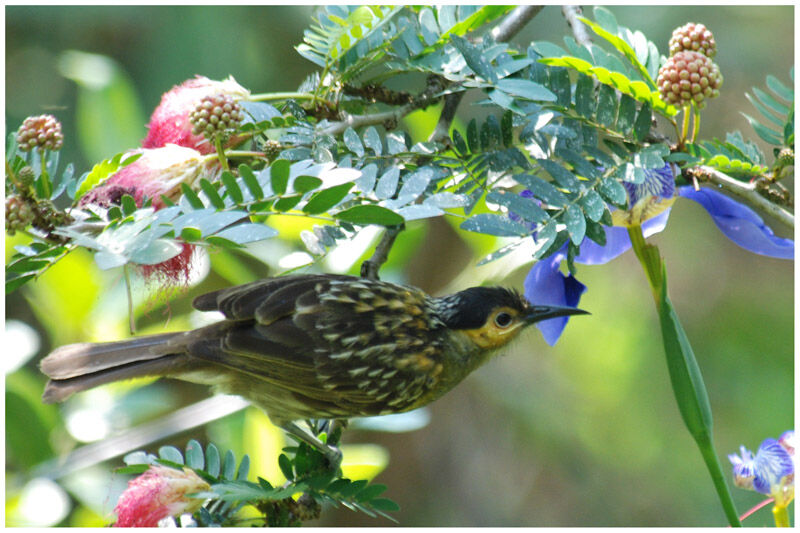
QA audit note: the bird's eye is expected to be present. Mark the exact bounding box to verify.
[494,311,513,328]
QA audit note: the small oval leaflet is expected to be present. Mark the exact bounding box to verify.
[496,78,557,102]
[363,127,383,156]
[205,443,221,478]
[397,204,444,221]
[93,250,128,270]
[375,167,400,200]
[213,223,278,245]
[424,192,470,209]
[486,189,547,223]
[130,239,184,265]
[563,204,586,245]
[343,127,365,157]
[270,159,291,195]
[397,167,433,199]
[158,445,185,465]
[303,182,354,215]
[460,213,531,237]
[335,205,404,226]
[580,190,606,222]
[185,439,205,470]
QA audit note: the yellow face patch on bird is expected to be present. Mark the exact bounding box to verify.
[459,305,530,350]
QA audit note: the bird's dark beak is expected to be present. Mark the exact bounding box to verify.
[525,305,589,323]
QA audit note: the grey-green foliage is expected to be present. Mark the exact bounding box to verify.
[742,70,794,147]
[277,5,683,264]
[6,5,790,290]
[682,70,794,178]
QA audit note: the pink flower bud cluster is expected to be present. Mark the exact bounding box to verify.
[668,22,717,58]
[657,23,722,109]
[143,76,249,154]
[657,51,722,109]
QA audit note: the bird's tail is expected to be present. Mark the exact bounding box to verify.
[40,331,190,403]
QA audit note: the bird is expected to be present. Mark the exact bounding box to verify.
[40,274,587,463]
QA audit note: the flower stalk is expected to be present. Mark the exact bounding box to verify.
[773,504,790,527]
[691,105,702,143]
[628,224,741,527]
[681,106,691,146]
[214,136,230,172]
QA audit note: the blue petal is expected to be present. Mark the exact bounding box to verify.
[524,248,587,346]
[779,430,794,454]
[729,445,757,489]
[575,210,671,265]
[623,163,676,205]
[679,186,794,259]
[752,438,794,494]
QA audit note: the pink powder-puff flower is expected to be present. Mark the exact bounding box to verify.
[113,465,210,527]
[142,75,250,154]
[78,145,218,286]
[78,144,217,210]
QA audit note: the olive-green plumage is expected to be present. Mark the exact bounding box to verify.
[41,274,586,427]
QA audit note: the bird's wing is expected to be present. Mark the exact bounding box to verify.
[191,274,352,320]
[284,277,447,412]
[186,276,445,416]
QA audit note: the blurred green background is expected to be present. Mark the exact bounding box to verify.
[5,5,794,527]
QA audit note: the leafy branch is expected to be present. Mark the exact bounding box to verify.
[121,438,398,527]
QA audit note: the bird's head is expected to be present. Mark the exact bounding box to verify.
[435,286,588,350]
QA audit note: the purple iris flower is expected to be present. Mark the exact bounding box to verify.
[524,164,794,345]
[728,430,794,507]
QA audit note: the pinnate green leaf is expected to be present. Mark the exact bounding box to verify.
[742,113,784,145]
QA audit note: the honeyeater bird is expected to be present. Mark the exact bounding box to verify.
[40,274,587,461]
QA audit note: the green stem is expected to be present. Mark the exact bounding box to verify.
[670,117,682,143]
[124,264,135,335]
[680,106,691,146]
[697,434,743,527]
[627,225,661,299]
[773,505,790,527]
[38,148,52,198]
[225,150,268,159]
[627,225,741,527]
[5,160,21,189]
[314,59,328,104]
[691,105,702,143]
[214,136,230,172]
[249,92,328,105]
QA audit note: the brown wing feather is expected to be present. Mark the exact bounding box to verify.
[187,276,447,417]
[192,274,351,320]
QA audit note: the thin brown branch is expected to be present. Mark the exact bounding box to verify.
[360,225,402,280]
[321,81,441,137]
[562,5,592,47]
[491,5,545,42]
[689,165,794,230]
[342,83,414,106]
[428,91,464,144]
